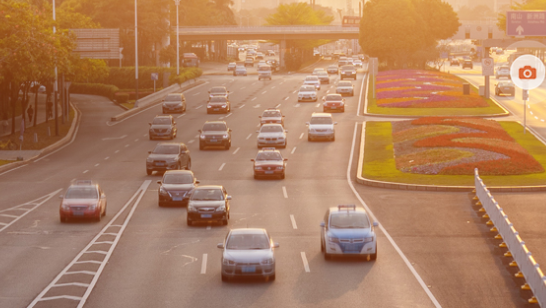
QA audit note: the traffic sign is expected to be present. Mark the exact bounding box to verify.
[506,11,546,37]
[151,73,158,81]
[482,58,494,76]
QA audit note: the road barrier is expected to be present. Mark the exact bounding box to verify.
[474,168,546,306]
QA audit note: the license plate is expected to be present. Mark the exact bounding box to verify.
[201,214,212,218]
[210,139,218,142]
[331,107,336,109]
[265,171,274,174]
[213,109,219,111]
[345,72,350,75]
[173,197,183,201]
[156,163,164,166]
[241,266,256,273]
[73,211,84,216]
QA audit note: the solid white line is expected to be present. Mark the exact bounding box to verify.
[225,113,232,118]
[347,122,442,308]
[104,157,109,160]
[201,254,208,274]
[134,139,139,142]
[177,114,186,118]
[238,104,245,109]
[246,133,252,140]
[315,103,320,107]
[291,147,297,154]
[282,186,288,198]
[0,164,27,177]
[301,252,310,272]
[290,215,298,229]
[83,170,88,174]
[193,92,200,96]
[219,163,226,171]
[125,144,129,148]
[65,271,96,276]
[271,86,276,89]
[94,164,99,167]
[53,282,90,288]
[299,133,304,139]
[232,147,240,155]
[0,214,18,218]
[75,261,103,265]
[39,295,82,301]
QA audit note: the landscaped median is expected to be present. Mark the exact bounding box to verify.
[360,117,546,189]
[366,69,508,117]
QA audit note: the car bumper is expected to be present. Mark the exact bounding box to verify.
[254,169,284,177]
[309,132,334,139]
[201,139,229,146]
[187,212,226,223]
[207,107,229,113]
[149,132,172,139]
[60,209,100,219]
[221,264,275,278]
[146,162,179,171]
[158,194,189,205]
[323,105,344,111]
[163,106,183,113]
[298,96,317,101]
[257,140,286,147]
[325,241,376,255]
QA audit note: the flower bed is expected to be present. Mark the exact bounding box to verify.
[392,117,544,176]
[376,70,489,108]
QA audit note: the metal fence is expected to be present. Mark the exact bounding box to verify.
[475,168,546,306]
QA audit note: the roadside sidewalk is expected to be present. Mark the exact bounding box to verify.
[1,93,62,137]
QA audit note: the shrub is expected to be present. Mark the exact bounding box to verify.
[169,67,203,85]
[114,93,129,104]
[70,83,119,100]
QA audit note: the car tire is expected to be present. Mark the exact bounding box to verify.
[280,173,285,179]
[162,109,166,114]
[324,252,331,260]
[321,240,325,252]
[199,143,205,150]
[221,274,229,282]
[146,169,152,175]
[222,217,228,225]
[102,205,107,217]
[158,202,166,207]
[331,136,335,141]
[351,91,354,96]
[308,136,312,141]
[323,108,327,112]
[95,214,101,222]
[60,216,66,223]
[267,274,275,281]
[149,136,153,140]
[370,244,377,261]
[186,218,193,226]
[254,175,258,179]
[225,143,231,150]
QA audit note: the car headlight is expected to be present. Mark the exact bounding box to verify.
[261,258,274,265]
[328,236,339,243]
[207,105,212,108]
[165,128,171,133]
[187,205,197,212]
[222,134,228,139]
[364,236,374,243]
[221,104,227,108]
[258,137,265,141]
[159,186,169,195]
[216,205,226,212]
[276,166,283,170]
[89,203,97,210]
[167,158,178,163]
[61,203,70,210]
[223,258,236,265]
[278,136,284,140]
[255,166,262,170]
[200,135,206,139]
[146,157,153,163]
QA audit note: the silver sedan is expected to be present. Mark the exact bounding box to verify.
[256,124,288,148]
[218,228,279,282]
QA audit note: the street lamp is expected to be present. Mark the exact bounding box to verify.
[174,0,181,75]
[53,0,58,136]
[135,0,139,104]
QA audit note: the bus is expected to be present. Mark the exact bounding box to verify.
[342,16,361,27]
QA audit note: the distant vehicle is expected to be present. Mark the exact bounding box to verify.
[59,181,107,222]
[227,62,236,71]
[298,85,318,102]
[317,72,330,84]
[495,81,515,97]
[233,65,247,76]
[266,59,279,71]
[461,60,473,69]
[449,58,459,66]
[187,185,231,226]
[198,121,232,150]
[162,93,186,114]
[157,170,199,207]
[258,65,272,81]
[340,65,357,80]
[495,66,511,79]
[267,50,275,56]
[338,56,348,66]
[149,115,177,140]
[327,65,339,74]
[256,124,287,149]
[247,49,257,57]
[146,142,191,175]
[256,52,265,60]
[245,57,254,67]
[353,59,363,68]
[259,108,285,126]
[207,96,231,114]
[303,75,321,90]
[182,53,200,67]
[208,86,229,100]
[313,68,326,75]
[322,94,345,112]
[218,228,279,282]
[495,48,504,55]
[320,205,378,260]
[342,16,361,27]
[336,81,354,96]
[251,148,287,179]
[306,112,337,141]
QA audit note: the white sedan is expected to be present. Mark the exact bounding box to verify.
[303,75,321,90]
[256,124,288,148]
[297,85,318,102]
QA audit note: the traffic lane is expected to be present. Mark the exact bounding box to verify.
[485,192,546,278]
[0,180,143,308]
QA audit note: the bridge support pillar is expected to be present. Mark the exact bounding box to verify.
[280,39,287,70]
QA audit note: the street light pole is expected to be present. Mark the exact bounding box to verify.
[135,0,139,105]
[175,0,180,75]
[53,0,58,136]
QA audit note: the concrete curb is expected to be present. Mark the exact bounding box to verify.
[0,102,81,174]
[110,79,206,122]
[355,121,546,192]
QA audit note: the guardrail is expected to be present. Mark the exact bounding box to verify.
[474,168,546,306]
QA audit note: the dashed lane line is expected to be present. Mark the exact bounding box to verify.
[134,139,139,142]
[251,97,257,101]
[301,252,310,272]
[219,163,226,171]
[284,97,289,100]
[290,215,298,229]
[225,113,232,118]
[125,144,130,148]
[246,133,252,140]
[295,104,300,108]
[299,133,304,139]
[114,150,120,154]
[94,164,99,167]
[275,104,281,108]
[83,170,88,174]
[315,103,320,107]
[177,114,186,118]
[262,91,267,94]
[192,92,200,96]
[282,186,288,199]
[195,105,204,109]
[104,157,109,160]
[291,147,297,154]
[232,147,240,155]
[271,86,276,89]
[188,140,195,144]
[0,190,61,233]
[201,254,208,274]
[238,104,245,109]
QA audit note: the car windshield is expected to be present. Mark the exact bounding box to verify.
[210,96,227,103]
[202,123,227,131]
[325,95,342,101]
[261,126,283,133]
[256,152,282,161]
[499,82,513,87]
[341,65,355,71]
[305,76,319,81]
[300,86,316,92]
[191,189,224,201]
[310,117,333,124]
[318,72,328,77]
[338,82,352,87]
[263,111,281,117]
[330,212,370,229]
[164,95,182,102]
[328,66,337,69]
[65,187,98,199]
[226,233,270,250]
[163,173,193,184]
[211,88,226,94]
[152,118,171,125]
[153,145,179,154]
[258,66,270,71]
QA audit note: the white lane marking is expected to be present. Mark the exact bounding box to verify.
[326,90,330,93]
[347,123,442,308]
[262,91,267,94]
[284,97,289,100]
[299,133,304,139]
[232,147,240,155]
[290,215,298,229]
[177,114,186,118]
[535,116,539,119]
[542,119,545,122]
[201,254,208,274]
[238,104,245,109]
[279,82,284,85]
[104,157,109,160]
[275,104,281,108]
[134,139,139,142]
[271,86,276,89]
[246,133,252,140]
[282,186,288,198]
[188,140,195,144]
[206,226,211,230]
[291,147,297,154]
[292,90,297,94]
[315,103,320,107]
[257,123,261,127]
[83,170,88,174]
[0,190,61,233]
[357,73,366,116]
[240,87,246,89]
[125,144,129,148]
[94,164,99,167]
[219,117,224,120]
[252,97,257,101]
[28,181,152,308]
[225,113,232,118]
[301,252,310,272]
[295,104,300,107]
[219,163,226,171]
[102,135,127,141]
[530,111,534,115]
[114,150,120,154]
[143,134,147,137]
[195,105,203,109]
[193,92,200,96]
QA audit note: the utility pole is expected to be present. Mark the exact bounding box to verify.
[135,0,139,105]
[53,0,58,136]
[175,0,181,75]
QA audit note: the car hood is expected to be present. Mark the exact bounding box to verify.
[150,124,172,129]
[201,130,228,136]
[258,132,285,138]
[188,200,225,208]
[337,86,352,89]
[224,249,273,263]
[161,183,194,191]
[309,124,334,130]
[255,161,283,167]
[298,90,317,95]
[163,101,182,105]
[304,81,319,85]
[63,199,98,207]
[328,228,373,239]
[148,153,178,160]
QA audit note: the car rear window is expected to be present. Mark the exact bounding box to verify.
[65,187,98,199]
[310,117,333,124]
[256,152,282,161]
[330,212,370,229]
[202,123,227,131]
[300,86,316,91]
[153,145,179,154]
[211,87,226,94]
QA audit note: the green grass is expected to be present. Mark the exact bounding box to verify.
[0,160,15,166]
[366,75,507,116]
[121,101,135,110]
[362,121,546,186]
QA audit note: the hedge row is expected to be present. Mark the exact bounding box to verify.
[169,68,203,85]
[70,83,119,100]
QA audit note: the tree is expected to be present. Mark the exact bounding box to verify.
[498,0,546,31]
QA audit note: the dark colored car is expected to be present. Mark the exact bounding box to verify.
[462,60,473,69]
[157,170,199,207]
[251,148,287,179]
[234,65,247,76]
[323,94,345,112]
[146,142,191,175]
[59,180,107,222]
[149,115,177,140]
[227,62,236,71]
[317,72,330,84]
[495,81,515,97]
[207,96,231,114]
[199,121,232,150]
[187,185,231,226]
[340,65,357,80]
[449,59,459,66]
[162,93,186,114]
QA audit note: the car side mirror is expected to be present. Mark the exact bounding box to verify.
[173,122,177,125]
[334,122,338,125]
[373,221,379,227]
[227,195,232,200]
[305,122,310,126]
[228,129,232,132]
[148,123,152,126]
[284,158,288,161]
[157,180,161,184]
[198,129,201,133]
[320,222,325,228]
[217,243,224,249]
[250,159,255,161]
[272,242,280,248]
[285,130,288,133]
[258,116,261,118]
[148,151,152,154]
[195,180,200,184]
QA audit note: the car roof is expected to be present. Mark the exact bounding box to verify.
[311,112,332,117]
[154,115,172,119]
[230,228,267,235]
[328,204,367,214]
[204,120,227,124]
[194,185,223,190]
[164,170,194,175]
[261,123,283,128]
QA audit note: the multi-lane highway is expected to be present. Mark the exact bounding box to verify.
[0,59,533,308]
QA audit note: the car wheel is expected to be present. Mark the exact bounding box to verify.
[280,173,285,179]
[146,169,152,175]
[149,136,153,140]
[199,143,205,150]
[186,160,191,170]
[162,109,166,114]
[60,216,66,223]
[351,91,354,96]
[95,214,101,222]
[221,274,229,282]
[267,274,275,281]
[308,136,312,141]
[102,204,107,217]
[370,244,377,261]
[324,252,331,260]
[177,162,182,170]
[331,136,335,141]
[254,175,258,179]
[222,217,228,225]
[321,240,325,252]
[225,143,231,150]
[158,202,166,207]
[323,108,327,112]
[186,218,193,226]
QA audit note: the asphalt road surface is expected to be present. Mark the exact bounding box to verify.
[0,60,534,308]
